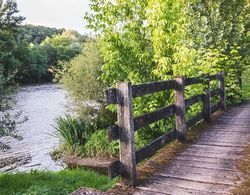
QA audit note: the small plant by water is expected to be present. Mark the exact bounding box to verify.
[54,114,95,153]
[53,113,119,159]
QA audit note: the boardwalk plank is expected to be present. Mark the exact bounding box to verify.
[134,102,250,194]
[137,177,232,194]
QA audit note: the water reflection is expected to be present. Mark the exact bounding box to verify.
[0,84,67,172]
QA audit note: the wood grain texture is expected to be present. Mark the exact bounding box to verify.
[136,130,175,164]
[203,88,211,122]
[219,72,226,111]
[135,102,250,194]
[175,77,187,143]
[132,80,175,97]
[105,88,117,105]
[133,104,175,130]
[185,94,203,108]
[117,82,136,186]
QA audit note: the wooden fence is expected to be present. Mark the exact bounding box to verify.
[105,72,226,186]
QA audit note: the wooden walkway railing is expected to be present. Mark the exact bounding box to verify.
[105,72,226,186]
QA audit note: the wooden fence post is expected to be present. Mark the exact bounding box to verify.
[117,82,136,186]
[175,77,187,143]
[203,79,211,122]
[219,72,226,111]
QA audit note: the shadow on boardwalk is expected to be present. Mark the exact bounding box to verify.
[134,102,250,195]
[72,102,250,195]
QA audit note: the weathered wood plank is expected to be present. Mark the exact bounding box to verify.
[184,77,204,86]
[134,189,165,195]
[117,82,136,186]
[208,74,220,81]
[109,105,175,141]
[175,77,187,142]
[163,162,241,174]
[179,150,242,159]
[170,160,237,172]
[108,160,121,179]
[203,88,211,122]
[134,102,250,194]
[136,130,175,164]
[107,125,119,141]
[155,172,236,185]
[211,88,220,97]
[137,177,232,194]
[186,112,203,128]
[133,104,175,130]
[190,144,244,152]
[132,80,175,97]
[105,88,117,105]
[219,72,226,111]
[196,141,246,147]
[185,94,203,108]
[197,138,249,145]
[136,183,223,195]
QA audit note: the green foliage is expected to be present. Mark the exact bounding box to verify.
[0,0,25,79]
[54,115,95,154]
[84,0,249,145]
[26,44,49,80]
[41,30,84,68]
[84,130,119,158]
[54,110,117,158]
[17,24,64,44]
[0,169,114,194]
[58,40,105,117]
[0,0,26,150]
[243,68,250,99]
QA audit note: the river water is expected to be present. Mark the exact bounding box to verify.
[0,84,68,172]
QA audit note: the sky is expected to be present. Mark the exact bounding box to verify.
[15,0,91,34]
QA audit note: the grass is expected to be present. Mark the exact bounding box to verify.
[0,169,115,195]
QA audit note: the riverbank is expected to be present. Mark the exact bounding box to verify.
[0,169,114,194]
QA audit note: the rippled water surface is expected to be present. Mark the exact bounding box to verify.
[0,84,68,172]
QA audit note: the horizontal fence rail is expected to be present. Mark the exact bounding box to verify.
[105,72,226,186]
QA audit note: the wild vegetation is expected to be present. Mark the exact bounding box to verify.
[0,169,114,194]
[0,0,85,150]
[0,0,249,193]
[54,0,249,159]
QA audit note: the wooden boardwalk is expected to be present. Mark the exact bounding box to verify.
[134,103,250,195]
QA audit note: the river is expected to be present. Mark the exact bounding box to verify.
[0,84,68,172]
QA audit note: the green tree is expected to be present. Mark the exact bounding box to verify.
[17,24,64,44]
[41,30,84,68]
[59,40,105,117]
[25,44,49,81]
[85,0,249,144]
[0,0,25,150]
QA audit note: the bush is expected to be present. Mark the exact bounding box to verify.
[53,112,117,158]
[83,130,119,159]
[57,40,105,118]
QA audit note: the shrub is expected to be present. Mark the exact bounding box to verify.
[83,130,119,159]
[57,40,105,118]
